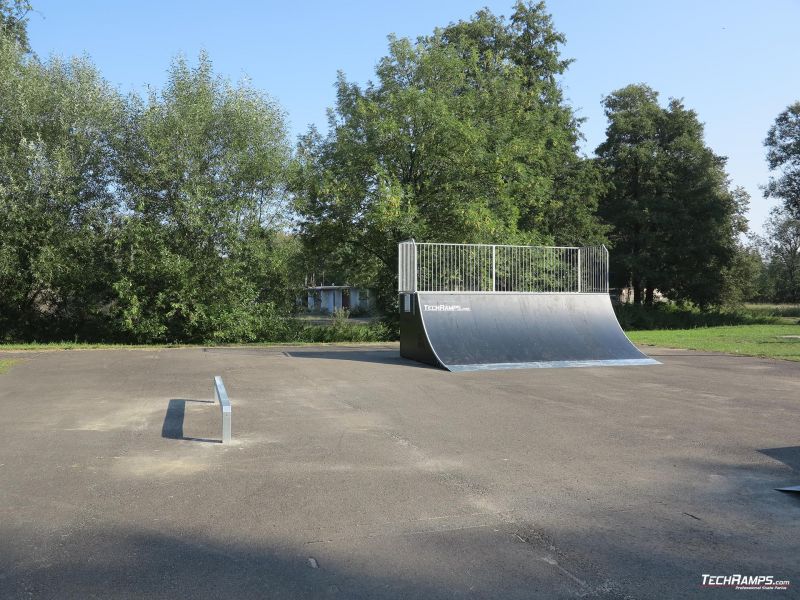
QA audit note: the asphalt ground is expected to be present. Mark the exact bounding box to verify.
[0,344,798,599]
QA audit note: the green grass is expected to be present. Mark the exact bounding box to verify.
[0,342,187,351]
[627,324,800,361]
[0,359,17,374]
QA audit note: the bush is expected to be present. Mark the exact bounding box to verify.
[614,303,779,331]
[743,304,800,318]
[299,321,394,343]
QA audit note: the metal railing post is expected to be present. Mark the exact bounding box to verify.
[412,239,417,292]
[492,245,496,292]
[398,243,402,292]
[577,247,581,293]
[213,376,232,444]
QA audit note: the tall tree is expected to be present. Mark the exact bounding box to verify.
[292,1,605,314]
[0,34,124,340]
[114,53,294,342]
[596,84,745,307]
[765,101,800,217]
[757,207,800,302]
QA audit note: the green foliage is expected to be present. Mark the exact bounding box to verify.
[719,243,765,305]
[744,303,800,318]
[597,84,745,307]
[299,320,394,343]
[765,101,800,217]
[0,36,124,341]
[614,302,777,331]
[112,53,294,342]
[755,207,800,303]
[4,1,778,344]
[292,1,607,315]
[0,41,300,344]
[0,0,31,50]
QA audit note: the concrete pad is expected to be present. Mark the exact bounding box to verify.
[0,344,798,598]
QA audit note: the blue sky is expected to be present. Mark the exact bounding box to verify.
[26,0,800,234]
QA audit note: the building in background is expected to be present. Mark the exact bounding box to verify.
[304,285,374,314]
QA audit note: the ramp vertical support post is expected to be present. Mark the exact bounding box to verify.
[577,248,581,293]
[412,240,417,292]
[492,245,496,292]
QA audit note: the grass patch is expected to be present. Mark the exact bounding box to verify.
[627,324,800,361]
[0,359,17,374]
[0,342,187,351]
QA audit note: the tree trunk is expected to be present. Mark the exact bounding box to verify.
[632,277,643,305]
[645,285,655,306]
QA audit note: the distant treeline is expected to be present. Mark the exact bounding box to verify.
[1,1,797,343]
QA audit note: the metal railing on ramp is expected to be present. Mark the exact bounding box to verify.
[399,240,608,294]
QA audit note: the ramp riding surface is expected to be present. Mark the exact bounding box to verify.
[400,293,658,371]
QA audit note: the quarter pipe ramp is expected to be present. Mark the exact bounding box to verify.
[397,241,658,372]
[400,292,658,372]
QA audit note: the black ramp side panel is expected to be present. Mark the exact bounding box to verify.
[399,293,440,368]
[416,293,658,372]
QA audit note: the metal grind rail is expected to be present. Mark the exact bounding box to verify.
[213,376,232,444]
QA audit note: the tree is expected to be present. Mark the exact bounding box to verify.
[765,102,800,217]
[0,34,124,340]
[113,53,294,342]
[292,1,606,314]
[0,0,31,50]
[596,84,745,307]
[719,242,764,305]
[757,207,800,302]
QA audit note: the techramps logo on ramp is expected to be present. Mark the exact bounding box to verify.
[423,304,472,312]
[700,574,791,591]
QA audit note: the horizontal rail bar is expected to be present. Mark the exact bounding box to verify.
[411,242,583,249]
[213,375,232,444]
[414,291,610,295]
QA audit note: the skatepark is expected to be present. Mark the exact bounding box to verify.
[1,243,798,599]
[1,345,798,598]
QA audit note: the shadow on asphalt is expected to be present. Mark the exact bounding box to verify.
[286,349,435,369]
[0,527,567,599]
[162,399,220,443]
[761,446,800,473]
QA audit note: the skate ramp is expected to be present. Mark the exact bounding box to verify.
[400,293,658,372]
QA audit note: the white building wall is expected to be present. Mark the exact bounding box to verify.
[322,290,344,313]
